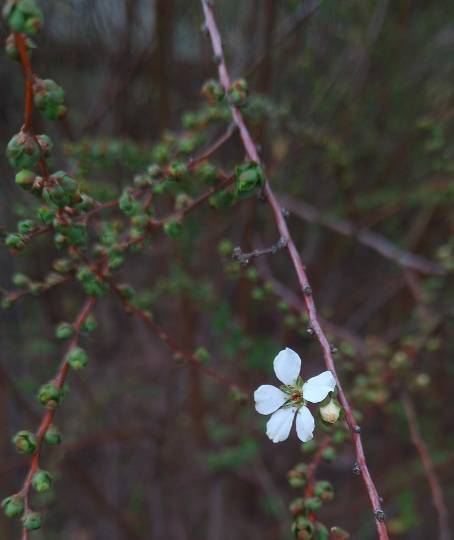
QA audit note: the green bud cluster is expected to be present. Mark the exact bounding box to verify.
[43,171,80,208]
[5,232,27,251]
[228,79,248,107]
[6,131,41,169]
[37,381,61,408]
[235,161,264,197]
[77,266,108,297]
[44,424,62,445]
[2,494,24,518]
[164,220,183,239]
[67,346,88,370]
[34,78,67,120]
[201,79,225,105]
[12,430,36,454]
[22,510,41,530]
[55,322,74,339]
[31,469,52,493]
[119,188,140,216]
[3,0,44,36]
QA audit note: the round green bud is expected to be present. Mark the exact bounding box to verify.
[55,322,74,340]
[235,161,264,197]
[3,0,44,36]
[82,314,97,333]
[6,132,40,169]
[194,347,210,364]
[314,522,329,540]
[2,494,24,518]
[31,469,52,493]
[152,143,169,164]
[163,220,183,239]
[21,510,41,531]
[322,446,336,462]
[289,497,305,516]
[5,233,27,251]
[292,516,314,539]
[44,424,62,446]
[119,189,139,216]
[228,79,248,107]
[52,257,72,274]
[202,79,225,105]
[76,193,95,212]
[17,219,35,234]
[12,272,30,288]
[36,205,55,224]
[34,78,66,120]
[12,430,36,454]
[314,480,334,503]
[168,161,188,180]
[67,347,88,370]
[147,163,162,179]
[15,169,36,190]
[37,382,61,408]
[304,496,322,511]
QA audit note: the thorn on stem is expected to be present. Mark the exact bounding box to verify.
[352,461,361,475]
[375,509,386,522]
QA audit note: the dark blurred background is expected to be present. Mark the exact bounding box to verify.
[0,1,453,539]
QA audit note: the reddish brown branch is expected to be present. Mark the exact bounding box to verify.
[188,123,237,170]
[200,2,388,537]
[18,297,95,539]
[14,33,34,132]
[402,392,451,540]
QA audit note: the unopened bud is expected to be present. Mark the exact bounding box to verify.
[31,469,52,493]
[67,347,88,370]
[319,399,341,424]
[37,382,61,408]
[12,430,36,454]
[2,494,24,518]
[44,424,62,446]
[21,510,41,530]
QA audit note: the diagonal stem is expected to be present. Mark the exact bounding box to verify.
[200,2,389,537]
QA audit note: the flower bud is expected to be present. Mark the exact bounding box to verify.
[292,516,314,540]
[6,132,40,169]
[36,205,55,224]
[36,133,53,157]
[304,496,322,511]
[82,314,97,333]
[5,233,27,251]
[31,469,52,493]
[21,510,41,530]
[289,497,305,516]
[15,169,36,190]
[67,347,88,370]
[2,494,24,518]
[12,272,30,288]
[37,382,61,408]
[235,161,264,197]
[55,322,74,339]
[287,464,307,489]
[119,189,140,216]
[194,347,210,364]
[168,161,188,180]
[319,399,341,424]
[52,257,72,274]
[228,79,248,107]
[314,522,329,540]
[17,219,35,234]
[3,0,44,36]
[164,220,183,239]
[201,79,224,105]
[314,480,334,502]
[322,446,336,462]
[34,78,66,120]
[44,424,62,445]
[12,430,36,454]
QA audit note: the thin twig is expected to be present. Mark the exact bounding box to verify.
[232,235,287,266]
[401,392,451,540]
[110,280,247,394]
[281,195,445,276]
[18,297,95,539]
[199,2,389,537]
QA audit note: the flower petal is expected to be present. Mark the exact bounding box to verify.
[254,385,287,415]
[266,407,296,443]
[273,348,301,385]
[296,406,315,442]
[302,370,336,403]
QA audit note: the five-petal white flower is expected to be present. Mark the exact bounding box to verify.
[254,348,336,443]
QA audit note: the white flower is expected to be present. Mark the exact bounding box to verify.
[254,347,336,443]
